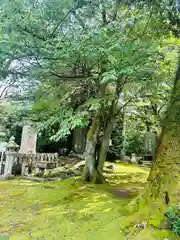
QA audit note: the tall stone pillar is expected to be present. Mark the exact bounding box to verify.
[4,136,19,178]
[19,119,37,176]
[19,119,37,154]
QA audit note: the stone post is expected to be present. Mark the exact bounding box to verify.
[0,152,4,175]
[21,155,29,176]
[0,142,7,175]
[131,153,137,164]
[4,136,19,178]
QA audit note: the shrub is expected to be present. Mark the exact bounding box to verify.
[124,132,144,155]
[166,206,180,236]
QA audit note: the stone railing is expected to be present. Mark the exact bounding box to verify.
[20,152,58,176]
[0,136,59,178]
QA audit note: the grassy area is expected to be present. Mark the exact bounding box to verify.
[0,178,127,240]
[0,163,177,240]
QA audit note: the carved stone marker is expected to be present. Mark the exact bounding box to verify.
[19,119,37,154]
[19,119,37,176]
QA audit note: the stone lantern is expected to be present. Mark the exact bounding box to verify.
[4,136,19,178]
[6,136,19,151]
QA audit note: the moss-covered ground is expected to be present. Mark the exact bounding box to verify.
[0,163,178,240]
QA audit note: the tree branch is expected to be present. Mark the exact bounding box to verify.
[71,10,85,29]
[100,0,108,25]
[51,10,72,36]
[16,24,48,42]
[112,0,121,21]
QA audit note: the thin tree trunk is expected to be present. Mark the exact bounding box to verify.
[93,116,115,183]
[82,115,101,181]
[82,81,106,181]
[92,81,122,183]
[93,91,120,183]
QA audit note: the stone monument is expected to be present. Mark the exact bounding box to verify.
[19,119,37,154]
[19,119,37,176]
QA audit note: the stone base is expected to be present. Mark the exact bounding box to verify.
[36,162,56,169]
[0,174,15,180]
[0,175,5,181]
[24,176,59,182]
[22,166,29,176]
[142,161,152,167]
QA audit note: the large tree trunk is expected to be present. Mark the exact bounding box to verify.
[131,56,180,223]
[82,116,101,181]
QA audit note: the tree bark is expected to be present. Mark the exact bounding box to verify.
[82,115,101,181]
[82,80,106,182]
[93,116,115,183]
[131,55,180,221]
[85,79,123,183]
[93,93,120,183]
[83,69,122,183]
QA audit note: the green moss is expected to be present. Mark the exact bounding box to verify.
[0,163,178,240]
[104,162,149,189]
[132,230,155,240]
[0,176,127,240]
[87,116,100,141]
[152,229,175,239]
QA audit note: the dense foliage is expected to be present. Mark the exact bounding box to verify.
[0,0,168,135]
[0,2,180,240]
[0,0,179,180]
[166,207,180,236]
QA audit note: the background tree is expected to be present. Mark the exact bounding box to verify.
[0,0,177,184]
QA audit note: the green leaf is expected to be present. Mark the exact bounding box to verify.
[101,70,117,84]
